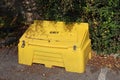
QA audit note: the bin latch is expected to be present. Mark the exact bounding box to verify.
[21,40,25,48]
[73,45,77,51]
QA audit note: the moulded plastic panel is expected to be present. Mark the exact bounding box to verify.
[18,20,91,73]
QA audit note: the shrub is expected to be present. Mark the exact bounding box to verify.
[85,0,120,54]
[1,0,120,54]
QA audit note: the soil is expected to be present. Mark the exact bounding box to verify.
[88,52,120,72]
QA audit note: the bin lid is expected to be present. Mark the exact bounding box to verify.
[21,20,88,48]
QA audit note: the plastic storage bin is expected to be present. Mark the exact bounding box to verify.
[18,20,91,73]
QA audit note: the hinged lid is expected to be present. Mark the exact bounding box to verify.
[20,20,89,48]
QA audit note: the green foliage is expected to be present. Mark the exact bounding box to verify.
[0,0,120,54]
[85,0,120,54]
[35,0,85,22]
[35,0,120,54]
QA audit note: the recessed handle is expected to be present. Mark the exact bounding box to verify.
[50,31,59,34]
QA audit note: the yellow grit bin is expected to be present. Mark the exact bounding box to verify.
[18,20,91,73]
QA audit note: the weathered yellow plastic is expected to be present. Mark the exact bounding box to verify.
[18,20,91,73]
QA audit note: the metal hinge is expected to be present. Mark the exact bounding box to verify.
[73,45,77,51]
[21,40,25,48]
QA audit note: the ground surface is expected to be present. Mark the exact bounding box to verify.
[0,46,120,80]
